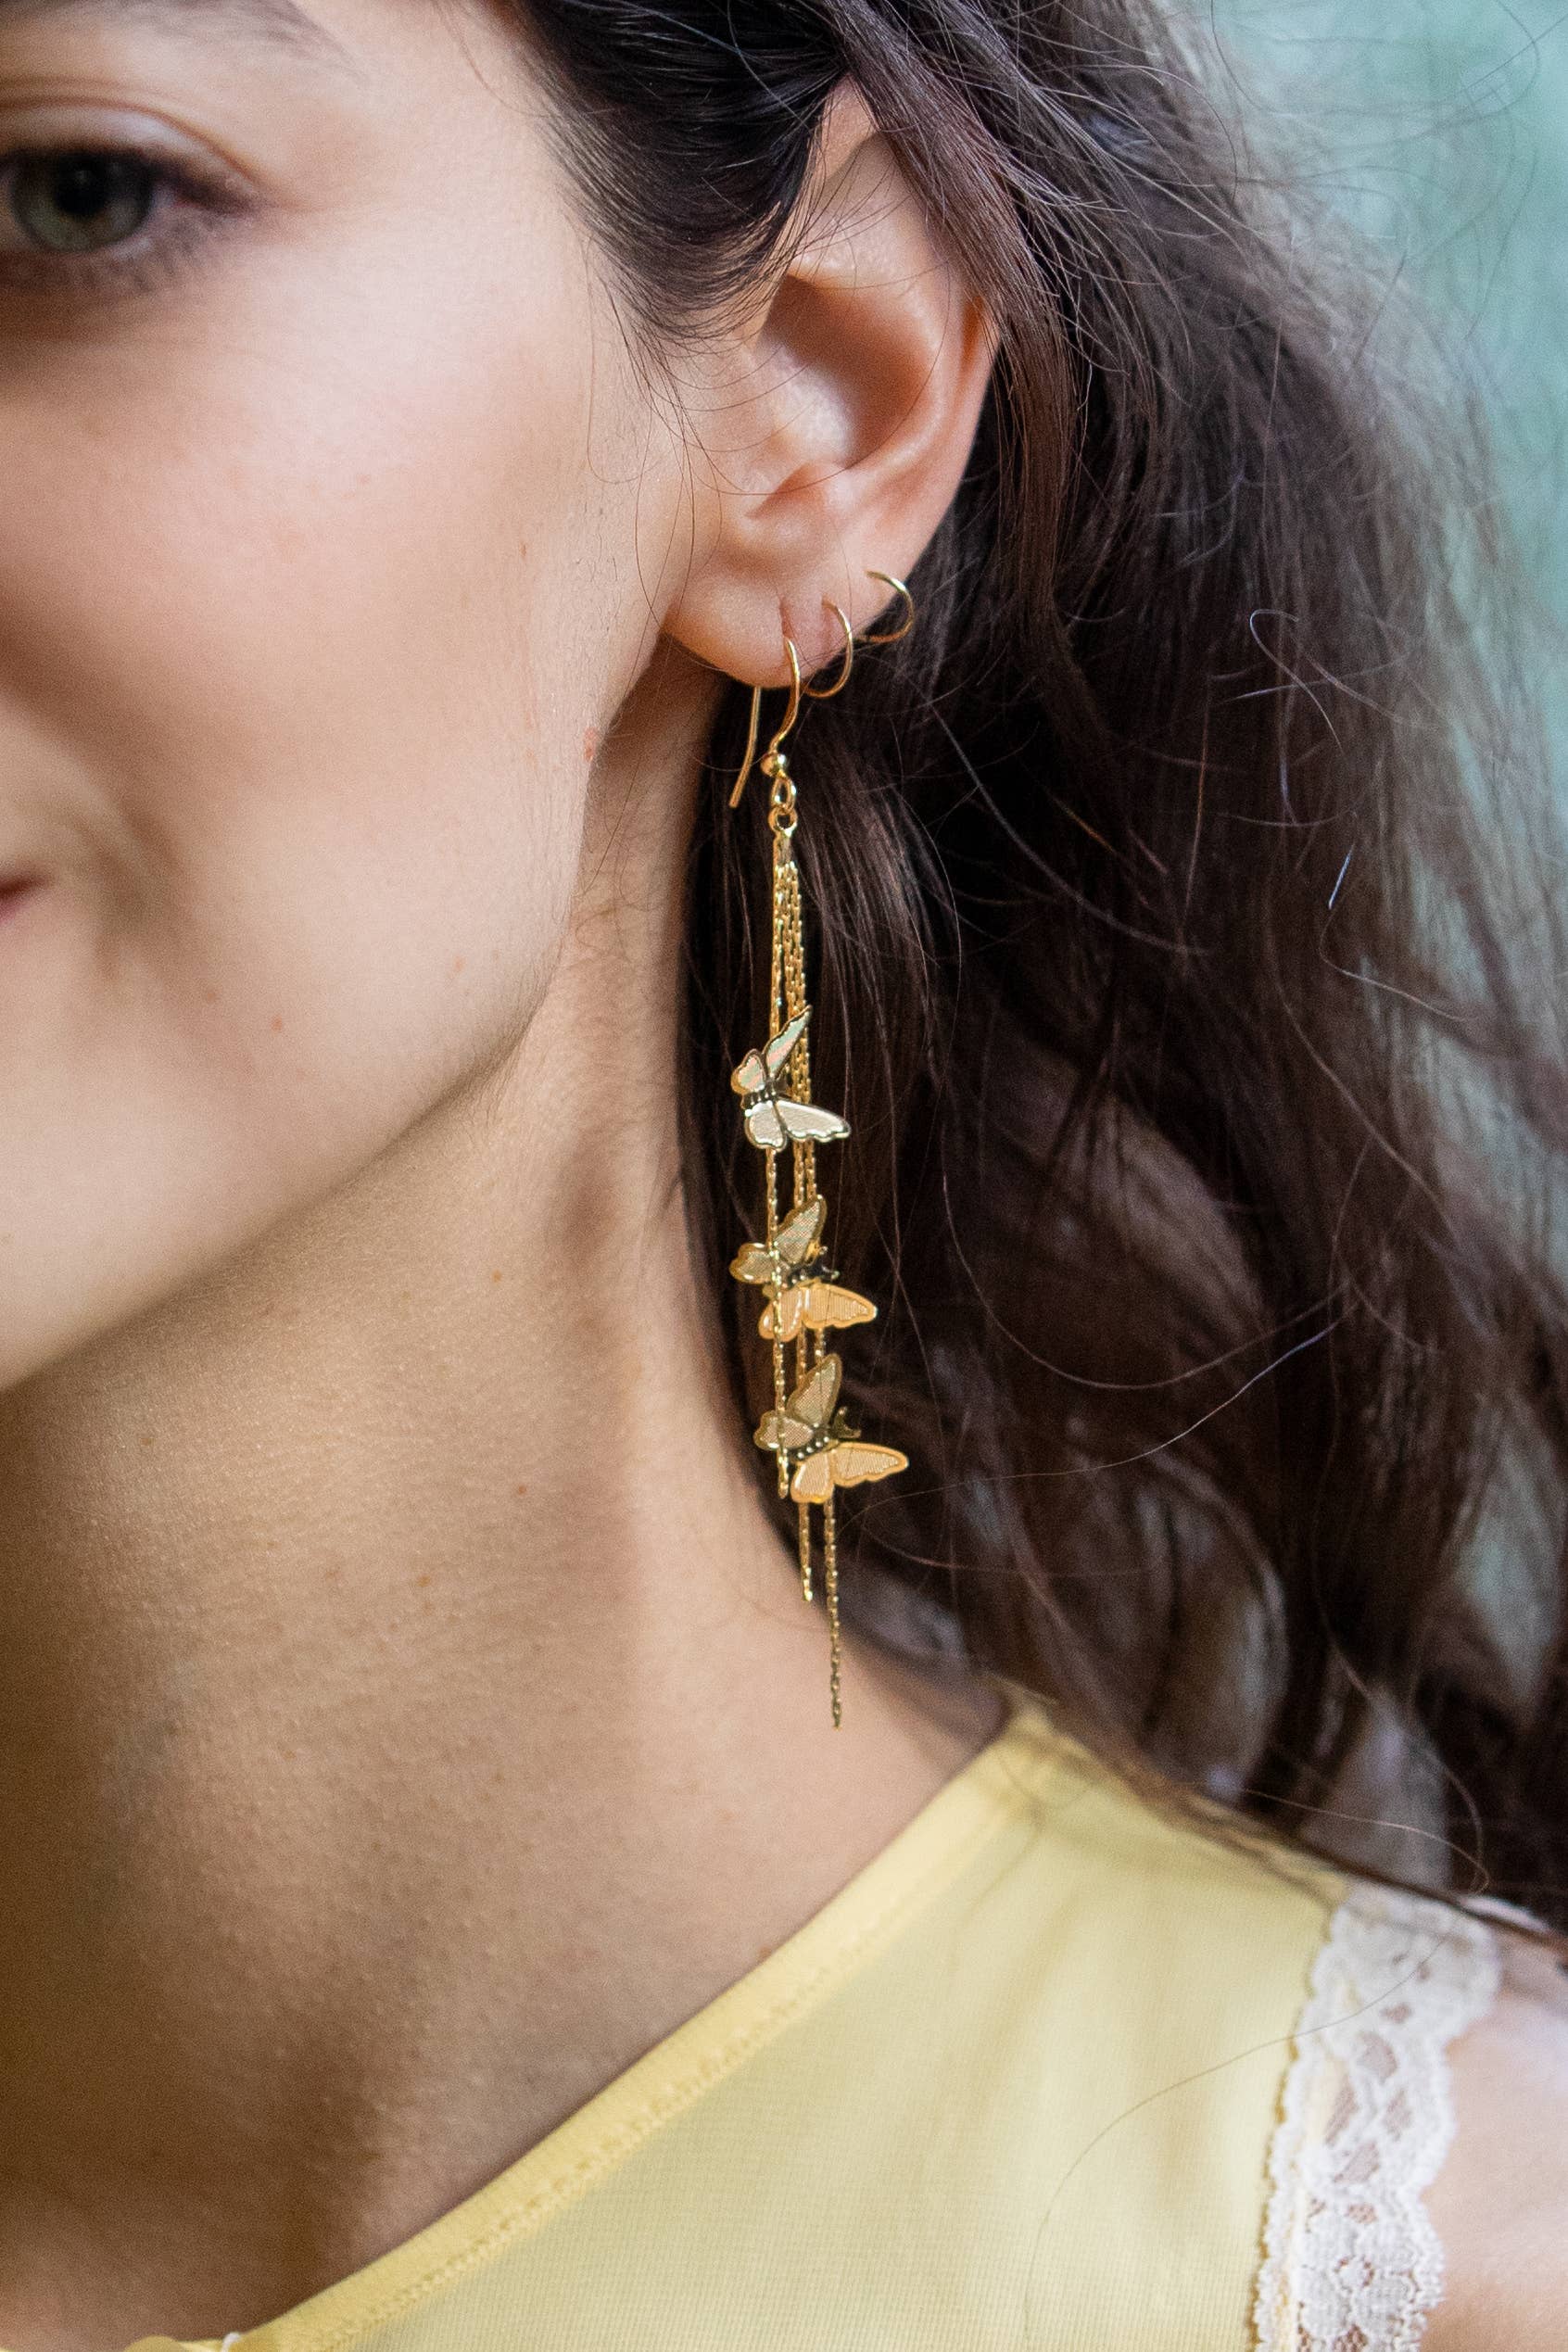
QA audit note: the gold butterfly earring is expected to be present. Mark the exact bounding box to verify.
[727,574,916,1728]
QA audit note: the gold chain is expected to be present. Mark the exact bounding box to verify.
[771,776,816,1591]
[824,1496,841,1728]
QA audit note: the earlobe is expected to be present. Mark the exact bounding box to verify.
[662,83,994,689]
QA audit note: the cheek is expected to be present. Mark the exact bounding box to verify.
[0,194,639,1373]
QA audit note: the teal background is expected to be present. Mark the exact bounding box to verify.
[1214,2,1568,752]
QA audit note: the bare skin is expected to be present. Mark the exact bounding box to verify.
[1424,1937,1568,2348]
[0,3,1001,2340]
[0,3,1559,2347]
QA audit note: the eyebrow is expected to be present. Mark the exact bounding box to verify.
[0,0,351,65]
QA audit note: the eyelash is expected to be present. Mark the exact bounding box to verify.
[0,143,248,297]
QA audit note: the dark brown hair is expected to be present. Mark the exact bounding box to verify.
[512,0,1568,1927]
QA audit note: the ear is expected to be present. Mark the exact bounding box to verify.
[661,84,996,686]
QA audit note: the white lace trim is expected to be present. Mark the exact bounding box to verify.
[1251,1881,1501,2352]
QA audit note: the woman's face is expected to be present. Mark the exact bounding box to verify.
[0,0,683,1385]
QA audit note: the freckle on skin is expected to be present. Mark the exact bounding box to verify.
[491,1270,503,1284]
[452,955,465,975]
[270,1015,285,1033]
[416,1572,433,1588]
[515,1483,528,1498]
[203,987,220,1005]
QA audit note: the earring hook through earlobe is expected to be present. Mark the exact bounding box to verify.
[860,570,916,645]
[727,568,914,808]
[728,635,803,808]
[802,602,855,701]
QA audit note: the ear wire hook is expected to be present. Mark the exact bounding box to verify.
[729,688,763,811]
[728,634,803,808]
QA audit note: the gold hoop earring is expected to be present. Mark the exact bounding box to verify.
[860,569,916,645]
[725,612,910,1728]
[802,602,855,701]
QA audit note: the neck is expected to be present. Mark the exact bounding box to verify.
[0,729,1000,2349]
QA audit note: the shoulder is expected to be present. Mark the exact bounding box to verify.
[1423,1921,1568,2350]
[988,1719,1568,2351]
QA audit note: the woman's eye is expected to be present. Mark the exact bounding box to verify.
[6,149,161,256]
[0,140,242,289]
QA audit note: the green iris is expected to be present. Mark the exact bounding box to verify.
[9,152,158,256]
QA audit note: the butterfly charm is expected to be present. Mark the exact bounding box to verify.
[729,1195,878,1344]
[753,1352,907,1506]
[730,1009,850,1153]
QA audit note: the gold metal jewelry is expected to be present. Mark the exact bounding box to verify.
[725,588,917,1727]
[802,602,855,701]
[728,577,904,808]
[727,637,801,810]
[860,569,916,644]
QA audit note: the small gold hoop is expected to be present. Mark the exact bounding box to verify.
[727,573,911,808]
[802,602,855,701]
[728,635,803,809]
[860,569,916,646]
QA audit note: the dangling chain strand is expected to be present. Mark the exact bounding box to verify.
[770,762,816,1598]
[765,745,853,1718]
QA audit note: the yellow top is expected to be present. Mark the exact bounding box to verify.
[95,1684,1360,2352]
